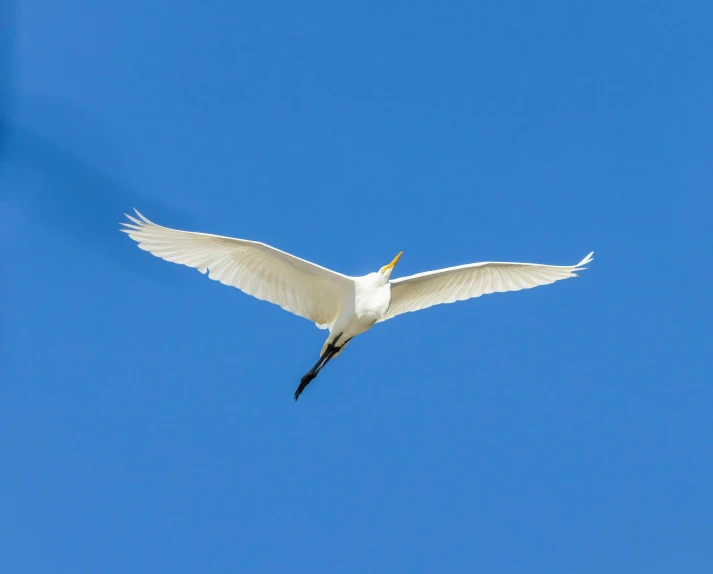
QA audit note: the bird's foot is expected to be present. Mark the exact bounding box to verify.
[294,372,317,401]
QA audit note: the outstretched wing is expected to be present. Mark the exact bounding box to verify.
[381,252,593,321]
[121,210,353,329]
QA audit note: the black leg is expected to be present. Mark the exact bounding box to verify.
[294,334,349,401]
[307,349,330,376]
[314,336,352,376]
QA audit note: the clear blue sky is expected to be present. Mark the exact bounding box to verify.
[1,1,712,572]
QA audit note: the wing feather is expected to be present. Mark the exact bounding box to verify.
[121,210,352,328]
[380,252,593,321]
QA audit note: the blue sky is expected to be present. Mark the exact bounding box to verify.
[1,1,712,572]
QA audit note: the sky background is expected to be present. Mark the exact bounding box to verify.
[1,1,712,572]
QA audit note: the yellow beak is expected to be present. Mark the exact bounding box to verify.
[383,251,403,273]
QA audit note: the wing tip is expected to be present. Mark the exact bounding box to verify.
[120,208,152,225]
[575,251,594,269]
[120,209,158,236]
[133,208,152,224]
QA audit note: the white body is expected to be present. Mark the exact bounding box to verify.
[326,273,392,356]
[122,210,593,364]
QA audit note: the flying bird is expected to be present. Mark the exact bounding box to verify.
[122,211,593,400]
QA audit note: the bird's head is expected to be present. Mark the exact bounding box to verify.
[378,251,403,282]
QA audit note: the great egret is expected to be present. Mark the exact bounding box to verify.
[122,211,593,400]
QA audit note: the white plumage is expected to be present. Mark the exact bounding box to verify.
[122,210,593,399]
[382,252,594,321]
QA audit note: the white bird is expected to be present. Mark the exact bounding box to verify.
[122,210,593,400]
